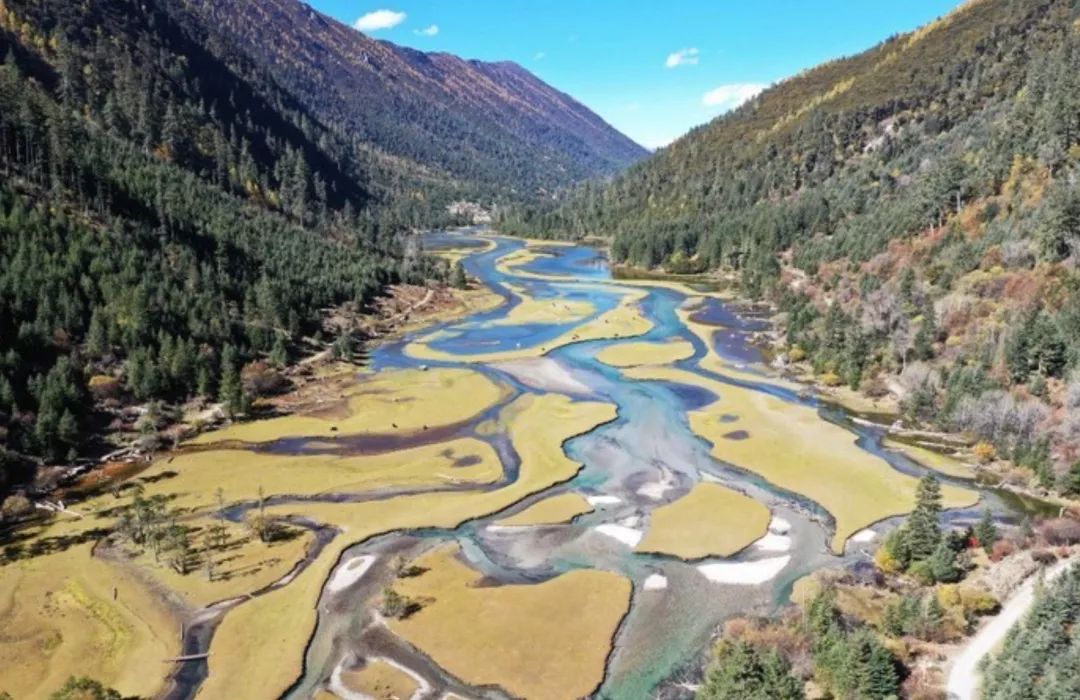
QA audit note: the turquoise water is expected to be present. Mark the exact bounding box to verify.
[284,231,1029,700]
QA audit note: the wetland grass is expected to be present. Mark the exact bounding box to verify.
[201,393,618,699]
[636,482,771,559]
[494,492,595,527]
[388,543,631,700]
[626,366,978,553]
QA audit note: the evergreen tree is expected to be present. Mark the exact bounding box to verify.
[218,344,243,418]
[269,334,288,368]
[451,261,468,289]
[974,509,998,554]
[906,474,943,561]
[924,594,946,640]
[698,641,804,700]
[929,540,962,583]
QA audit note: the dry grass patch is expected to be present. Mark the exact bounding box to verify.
[494,492,594,527]
[339,658,420,700]
[596,339,696,368]
[494,282,595,326]
[137,437,504,512]
[883,438,976,480]
[121,517,314,608]
[636,482,771,559]
[201,393,617,699]
[625,366,977,553]
[387,543,630,700]
[0,543,178,699]
[189,367,507,445]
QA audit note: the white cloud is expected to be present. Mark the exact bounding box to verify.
[414,24,439,37]
[534,51,546,60]
[353,9,406,32]
[665,48,700,69]
[701,82,767,111]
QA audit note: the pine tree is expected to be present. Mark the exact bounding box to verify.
[924,594,946,640]
[699,641,805,700]
[218,344,243,418]
[975,509,998,554]
[269,334,288,368]
[452,261,468,289]
[929,540,961,583]
[906,474,943,561]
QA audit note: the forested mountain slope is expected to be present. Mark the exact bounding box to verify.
[0,0,441,485]
[505,0,1080,494]
[180,0,647,197]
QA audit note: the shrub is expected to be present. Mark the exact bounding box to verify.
[49,677,121,700]
[379,587,419,619]
[1040,518,1080,545]
[874,545,903,574]
[973,441,998,464]
[990,539,1015,562]
[788,346,807,362]
[958,586,999,616]
[88,375,122,400]
[938,584,961,608]
[908,560,935,585]
[820,371,843,387]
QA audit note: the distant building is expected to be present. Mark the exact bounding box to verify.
[447,201,495,224]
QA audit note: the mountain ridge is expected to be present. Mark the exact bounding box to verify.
[180,0,646,198]
[501,0,1080,496]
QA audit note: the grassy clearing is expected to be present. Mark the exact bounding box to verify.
[201,393,617,699]
[0,543,178,699]
[625,366,978,553]
[0,368,516,698]
[493,282,595,326]
[339,659,420,700]
[189,367,508,445]
[122,517,314,608]
[404,288,652,363]
[137,437,504,512]
[636,483,770,559]
[596,339,696,368]
[883,438,976,479]
[388,543,631,700]
[494,492,594,526]
[429,237,497,266]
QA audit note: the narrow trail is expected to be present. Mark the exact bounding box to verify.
[946,555,1077,700]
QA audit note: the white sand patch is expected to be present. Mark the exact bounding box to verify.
[697,555,791,585]
[637,464,677,501]
[643,574,669,591]
[492,357,591,395]
[595,524,643,547]
[851,529,876,543]
[754,533,792,552]
[326,554,375,593]
[485,524,528,533]
[637,481,670,500]
[769,516,792,535]
[587,495,622,506]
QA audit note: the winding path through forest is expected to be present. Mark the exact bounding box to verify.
[946,555,1077,700]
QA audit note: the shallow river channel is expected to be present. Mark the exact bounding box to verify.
[227,231,1033,699]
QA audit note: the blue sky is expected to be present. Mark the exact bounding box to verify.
[309,1,963,150]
